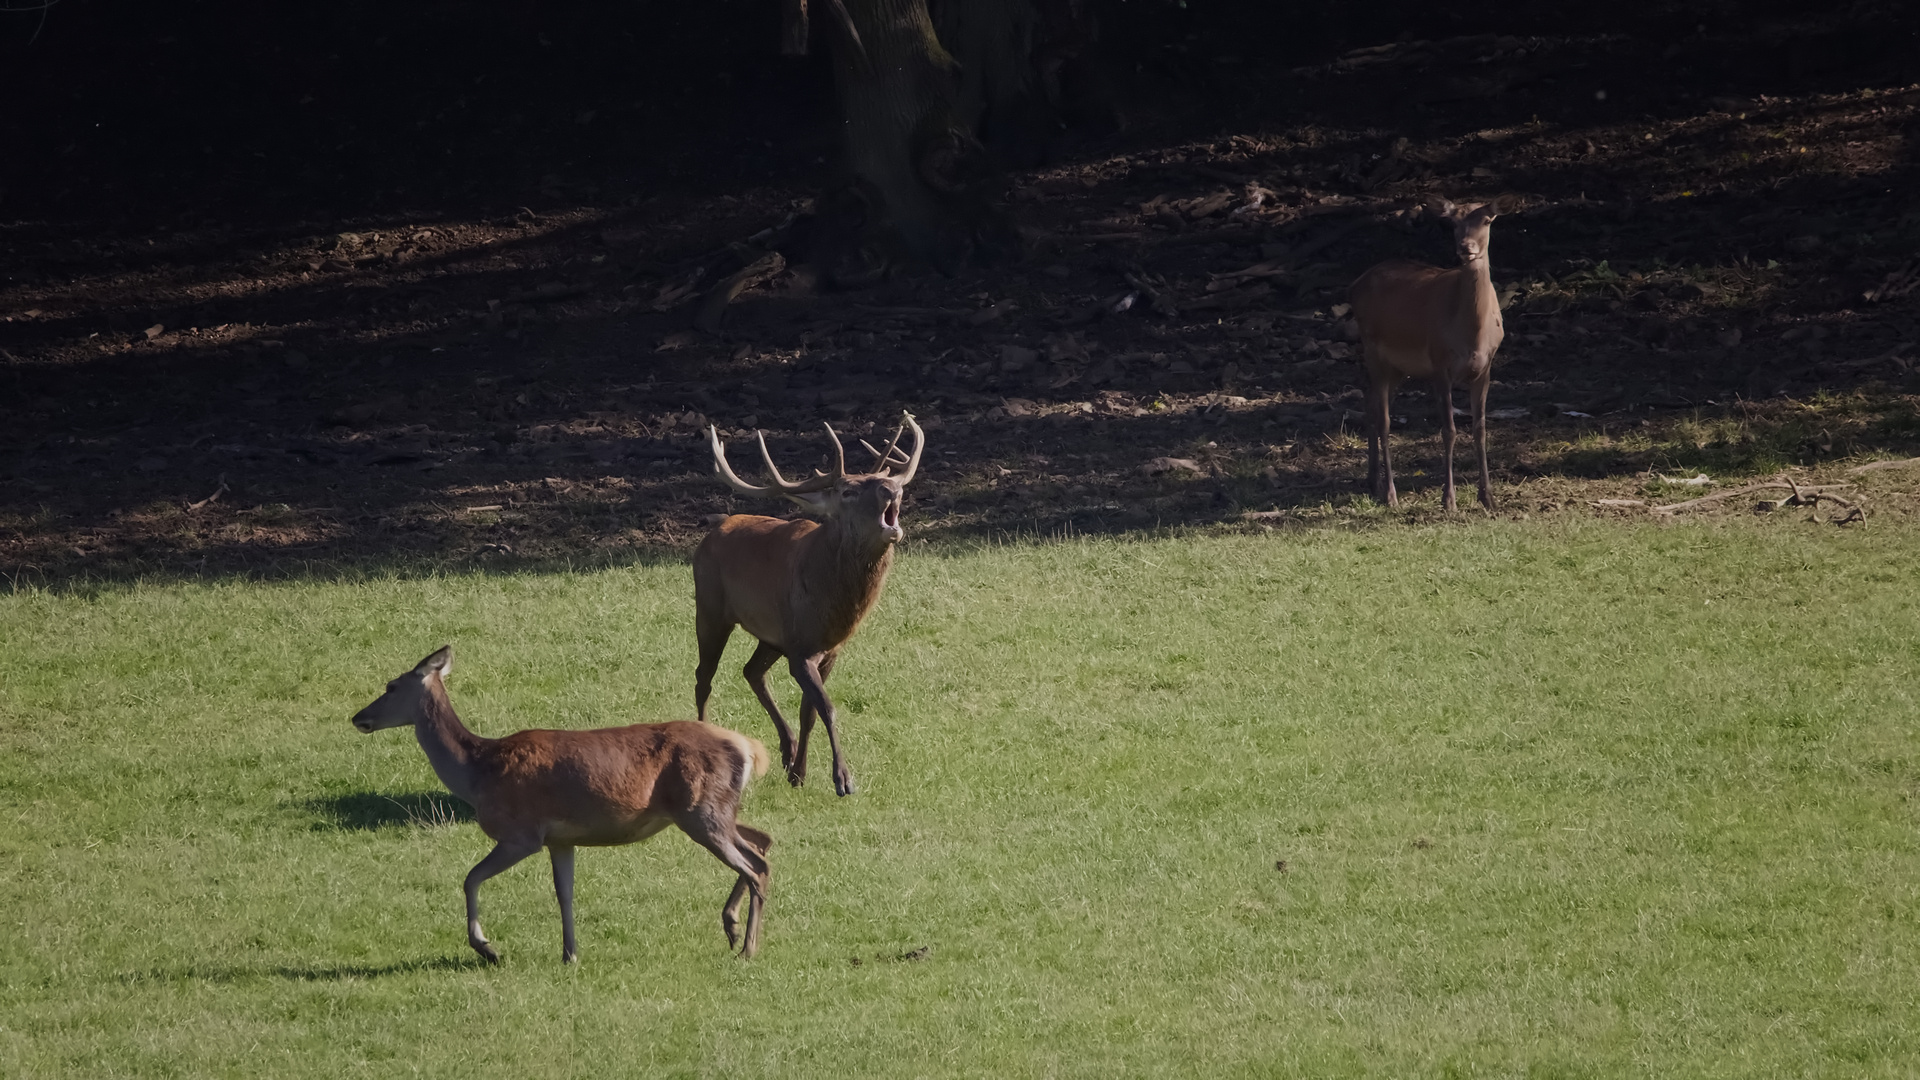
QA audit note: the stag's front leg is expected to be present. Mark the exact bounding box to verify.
[743,641,800,782]
[790,651,853,796]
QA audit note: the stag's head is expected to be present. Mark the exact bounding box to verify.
[709,413,925,549]
[351,646,453,733]
[1433,199,1500,266]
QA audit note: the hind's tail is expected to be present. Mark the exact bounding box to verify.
[720,728,772,788]
[743,735,771,781]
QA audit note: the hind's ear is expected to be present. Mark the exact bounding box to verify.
[417,645,454,680]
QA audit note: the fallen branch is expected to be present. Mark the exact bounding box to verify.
[1847,457,1920,475]
[187,473,229,512]
[1650,478,1853,515]
[1123,272,1179,318]
[694,251,786,333]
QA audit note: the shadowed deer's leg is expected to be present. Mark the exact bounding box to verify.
[790,652,853,796]
[791,650,838,792]
[721,824,773,950]
[1436,372,1459,512]
[465,840,540,964]
[550,845,579,964]
[693,612,734,724]
[742,641,799,782]
[1471,371,1494,509]
[682,811,772,958]
[1366,365,1398,506]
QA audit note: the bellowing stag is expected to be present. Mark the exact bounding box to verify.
[694,414,924,797]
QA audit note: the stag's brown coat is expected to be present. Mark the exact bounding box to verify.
[694,414,924,797]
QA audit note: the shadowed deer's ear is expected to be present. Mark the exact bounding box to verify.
[417,645,454,680]
[1429,199,1460,222]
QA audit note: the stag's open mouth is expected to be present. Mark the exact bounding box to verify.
[879,499,902,540]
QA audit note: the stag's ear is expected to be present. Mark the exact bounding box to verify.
[417,645,454,680]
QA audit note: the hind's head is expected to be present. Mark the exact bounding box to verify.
[351,646,453,733]
[1433,199,1500,265]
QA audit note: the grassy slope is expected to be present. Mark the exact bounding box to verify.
[1,518,1916,1077]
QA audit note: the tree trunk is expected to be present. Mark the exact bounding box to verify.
[821,0,1016,280]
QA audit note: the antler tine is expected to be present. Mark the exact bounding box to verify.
[872,418,909,475]
[859,436,911,472]
[752,430,799,489]
[709,425,775,495]
[821,422,847,479]
[754,426,843,494]
[889,412,926,485]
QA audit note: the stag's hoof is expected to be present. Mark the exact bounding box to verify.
[785,766,807,787]
[562,949,579,965]
[833,772,857,797]
[471,939,502,965]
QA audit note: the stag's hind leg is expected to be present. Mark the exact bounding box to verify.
[792,651,851,796]
[742,641,801,782]
[694,611,735,725]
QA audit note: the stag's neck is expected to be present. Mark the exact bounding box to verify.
[413,688,488,805]
[805,520,896,646]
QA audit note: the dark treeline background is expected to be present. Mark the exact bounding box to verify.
[2,0,1893,224]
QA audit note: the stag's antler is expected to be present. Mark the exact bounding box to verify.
[709,425,847,496]
[888,413,925,484]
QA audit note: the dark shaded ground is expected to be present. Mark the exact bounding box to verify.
[3,1,1920,584]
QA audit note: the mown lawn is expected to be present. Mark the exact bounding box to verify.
[1,518,1916,1077]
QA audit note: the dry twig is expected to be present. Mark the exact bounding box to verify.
[1650,478,1853,515]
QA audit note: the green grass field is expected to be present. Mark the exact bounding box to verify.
[2,518,1917,1077]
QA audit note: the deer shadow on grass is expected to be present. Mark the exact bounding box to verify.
[302,791,475,832]
[126,955,486,985]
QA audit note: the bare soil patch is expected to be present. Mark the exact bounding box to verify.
[3,5,1919,582]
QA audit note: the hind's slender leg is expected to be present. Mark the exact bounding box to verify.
[683,812,771,957]
[464,840,540,964]
[1436,372,1459,512]
[550,845,579,964]
[1471,370,1495,509]
[720,825,773,949]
